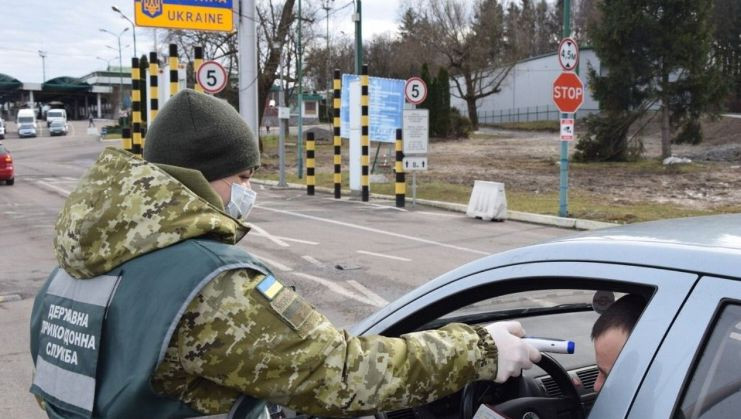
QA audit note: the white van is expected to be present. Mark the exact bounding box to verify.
[46,109,67,127]
[17,109,38,138]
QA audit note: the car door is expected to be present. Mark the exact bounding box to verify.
[628,276,741,418]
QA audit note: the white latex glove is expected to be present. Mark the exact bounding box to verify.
[485,320,542,383]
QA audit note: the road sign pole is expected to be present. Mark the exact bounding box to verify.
[559,0,572,218]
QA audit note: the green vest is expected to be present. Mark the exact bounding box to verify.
[30,239,272,418]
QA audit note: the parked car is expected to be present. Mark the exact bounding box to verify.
[0,144,14,185]
[0,118,5,139]
[48,120,68,136]
[349,214,741,419]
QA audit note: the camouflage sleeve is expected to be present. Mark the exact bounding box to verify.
[176,269,498,416]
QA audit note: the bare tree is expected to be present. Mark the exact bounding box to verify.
[416,0,513,129]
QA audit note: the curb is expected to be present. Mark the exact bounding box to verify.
[0,294,22,303]
[252,179,618,231]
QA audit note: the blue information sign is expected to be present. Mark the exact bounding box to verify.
[340,75,405,143]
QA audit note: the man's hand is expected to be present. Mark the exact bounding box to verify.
[485,321,542,383]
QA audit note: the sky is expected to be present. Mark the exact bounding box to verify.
[0,0,404,84]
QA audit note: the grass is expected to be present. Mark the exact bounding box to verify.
[256,135,740,224]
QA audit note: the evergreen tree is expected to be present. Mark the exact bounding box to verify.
[576,0,724,161]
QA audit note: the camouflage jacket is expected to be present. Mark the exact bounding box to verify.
[52,148,499,416]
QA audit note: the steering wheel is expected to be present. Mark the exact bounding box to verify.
[461,353,585,419]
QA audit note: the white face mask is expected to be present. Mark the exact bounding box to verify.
[225,182,257,220]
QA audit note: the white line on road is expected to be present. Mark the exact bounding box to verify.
[356,250,411,262]
[302,255,325,268]
[346,280,389,306]
[249,252,294,272]
[37,181,71,197]
[416,211,460,218]
[248,224,290,247]
[323,197,406,212]
[250,234,318,245]
[292,272,384,308]
[258,206,489,256]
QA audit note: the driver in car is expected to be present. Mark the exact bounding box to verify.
[591,294,646,392]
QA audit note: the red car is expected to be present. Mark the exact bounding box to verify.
[0,144,14,185]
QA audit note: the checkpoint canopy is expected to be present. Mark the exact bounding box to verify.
[340,75,405,143]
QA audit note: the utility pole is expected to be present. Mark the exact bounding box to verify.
[558,0,571,217]
[38,50,47,82]
[238,0,259,137]
[297,0,304,178]
[100,27,129,118]
[323,0,334,125]
[354,0,362,74]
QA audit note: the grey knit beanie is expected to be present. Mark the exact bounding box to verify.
[143,89,260,181]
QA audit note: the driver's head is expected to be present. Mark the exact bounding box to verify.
[591,294,645,392]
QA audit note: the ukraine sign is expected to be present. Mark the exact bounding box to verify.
[135,0,234,32]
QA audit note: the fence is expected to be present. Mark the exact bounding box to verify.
[476,105,600,124]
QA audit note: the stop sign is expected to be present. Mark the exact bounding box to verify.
[552,72,584,113]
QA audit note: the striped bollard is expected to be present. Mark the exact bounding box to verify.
[139,56,148,147]
[361,64,369,202]
[169,44,179,97]
[194,46,204,93]
[131,57,142,155]
[395,128,405,208]
[149,52,159,123]
[122,127,132,153]
[306,132,315,195]
[333,69,341,199]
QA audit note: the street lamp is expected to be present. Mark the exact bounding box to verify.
[96,56,114,70]
[38,50,47,82]
[111,5,137,58]
[100,27,129,118]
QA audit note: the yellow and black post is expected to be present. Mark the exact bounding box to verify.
[194,46,204,93]
[169,44,179,97]
[306,132,315,195]
[130,57,142,155]
[149,52,159,123]
[361,64,369,202]
[333,69,341,199]
[395,128,405,208]
[139,56,148,145]
[122,127,132,153]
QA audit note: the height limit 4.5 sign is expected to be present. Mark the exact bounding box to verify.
[558,38,579,72]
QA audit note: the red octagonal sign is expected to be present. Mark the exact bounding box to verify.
[553,72,584,113]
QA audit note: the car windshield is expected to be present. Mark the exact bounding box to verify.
[18,116,33,123]
[19,123,34,129]
[50,121,65,127]
[48,111,63,118]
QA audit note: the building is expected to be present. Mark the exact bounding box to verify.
[450,48,602,124]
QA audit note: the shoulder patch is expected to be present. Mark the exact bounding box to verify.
[256,275,283,300]
[270,287,313,333]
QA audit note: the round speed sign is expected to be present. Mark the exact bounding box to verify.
[405,77,428,105]
[558,38,579,72]
[197,60,228,94]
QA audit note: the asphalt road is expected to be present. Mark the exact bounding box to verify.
[0,120,573,417]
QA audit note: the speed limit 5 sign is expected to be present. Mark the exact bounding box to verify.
[197,60,228,94]
[405,77,428,105]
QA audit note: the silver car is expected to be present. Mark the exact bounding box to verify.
[48,120,68,136]
[351,214,741,419]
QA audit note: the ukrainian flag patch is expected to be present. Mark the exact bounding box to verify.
[256,275,284,300]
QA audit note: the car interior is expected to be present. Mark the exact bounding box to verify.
[370,279,654,419]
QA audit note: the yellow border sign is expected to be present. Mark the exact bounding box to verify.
[134,0,234,32]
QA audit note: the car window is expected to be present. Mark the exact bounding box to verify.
[675,303,741,419]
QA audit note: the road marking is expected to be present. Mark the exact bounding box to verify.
[357,250,411,262]
[37,181,71,197]
[292,272,384,308]
[302,255,325,268]
[347,280,389,306]
[257,205,489,256]
[323,197,406,212]
[248,224,289,247]
[416,211,459,218]
[250,230,318,245]
[249,252,293,272]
